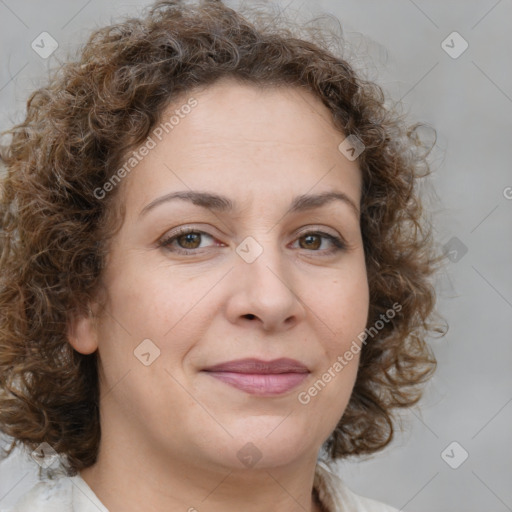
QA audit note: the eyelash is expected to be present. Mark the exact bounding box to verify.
[157,227,347,256]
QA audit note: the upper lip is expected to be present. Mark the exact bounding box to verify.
[202,358,310,374]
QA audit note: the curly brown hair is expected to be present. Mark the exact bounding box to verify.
[0,0,447,477]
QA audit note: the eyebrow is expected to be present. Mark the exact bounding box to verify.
[138,190,360,219]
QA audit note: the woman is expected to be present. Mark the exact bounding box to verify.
[0,1,446,510]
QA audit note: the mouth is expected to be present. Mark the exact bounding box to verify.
[201,358,310,396]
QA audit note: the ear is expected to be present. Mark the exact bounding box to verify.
[67,303,100,355]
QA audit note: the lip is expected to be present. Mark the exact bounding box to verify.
[203,358,310,374]
[202,358,310,396]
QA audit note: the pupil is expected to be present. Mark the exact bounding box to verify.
[303,235,320,250]
[181,233,199,248]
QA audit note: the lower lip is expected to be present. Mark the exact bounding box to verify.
[204,371,309,396]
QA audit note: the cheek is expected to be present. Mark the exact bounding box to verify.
[98,263,228,403]
[103,257,206,339]
[304,266,368,402]
[94,264,203,421]
[296,287,367,436]
[317,264,370,345]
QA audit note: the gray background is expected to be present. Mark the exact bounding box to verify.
[0,1,511,511]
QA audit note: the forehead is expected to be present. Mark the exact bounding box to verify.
[170,78,346,152]
[120,78,362,214]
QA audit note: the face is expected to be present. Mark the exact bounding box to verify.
[70,78,369,473]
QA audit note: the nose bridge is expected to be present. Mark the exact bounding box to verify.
[230,233,303,329]
[238,234,291,292]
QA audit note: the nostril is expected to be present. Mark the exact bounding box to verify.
[244,314,256,320]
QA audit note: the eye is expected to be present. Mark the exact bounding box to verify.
[157,227,347,256]
[292,230,347,255]
[157,228,220,254]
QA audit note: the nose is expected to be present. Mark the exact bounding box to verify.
[223,242,306,332]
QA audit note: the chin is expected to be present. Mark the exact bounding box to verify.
[202,417,320,471]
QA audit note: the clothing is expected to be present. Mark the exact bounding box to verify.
[1,460,400,512]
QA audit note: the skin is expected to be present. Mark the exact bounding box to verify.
[68,77,369,512]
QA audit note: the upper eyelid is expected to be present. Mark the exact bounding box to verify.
[161,225,342,241]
